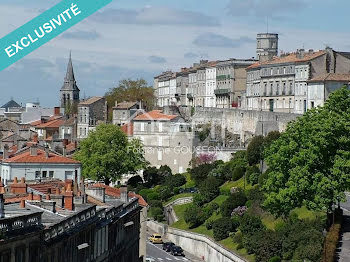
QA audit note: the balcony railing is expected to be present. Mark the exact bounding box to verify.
[214,89,230,96]
[0,212,42,233]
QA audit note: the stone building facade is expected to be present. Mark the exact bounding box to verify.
[77,97,107,139]
[246,47,350,113]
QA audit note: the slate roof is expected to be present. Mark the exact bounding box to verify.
[60,53,80,92]
[1,100,21,110]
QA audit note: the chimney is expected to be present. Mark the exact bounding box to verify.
[20,177,25,184]
[63,139,68,157]
[64,184,74,211]
[30,144,38,156]
[13,177,18,184]
[115,101,118,107]
[297,49,305,59]
[0,194,5,218]
[27,192,33,200]
[20,199,26,208]
[33,134,38,144]
[54,107,60,116]
[3,144,9,159]
[120,185,128,203]
[55,187,60,195]
[46,194,51,201]
[45,145,49,159]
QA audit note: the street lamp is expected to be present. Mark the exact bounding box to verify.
[322,229,327,262]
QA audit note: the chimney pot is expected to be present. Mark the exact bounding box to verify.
[20,177,25,184]
[54,107,60,116]
[27,192,33,200]
[20,199,26,208]
[30,144,38,156]
[13,177,18,184]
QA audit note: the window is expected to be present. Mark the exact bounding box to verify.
[35,171,40,179]
[311,101,315,108]
[159,122,163,132]
[158,136,162,147]
[158,150,162,161]
[49,171,54,178]
[42,171,47,178]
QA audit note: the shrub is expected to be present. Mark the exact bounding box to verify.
[232,166,245,181]
[156,214,164,222]
[232,231,243,245]
[240,214,265,237]
[148,200,163,209]
[193,193,207,207]
[157,186,173,201]
[253,230,282,262]
[207,202,219,213]
[139,188,153,201]
[149,207,163,219]
[245,165,260,183]
[205,219,214,230]
[268,256,281,262]
[184,204,205,228]
[166,173,186,188]
[323,220,342,262]
[190,163,216,186]
[173,187,180,195]
[220,190,247,217]
[198,177,221,203]
[147,192,160,201]
[212,217,234,241]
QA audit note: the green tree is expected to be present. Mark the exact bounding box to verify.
[247,135,264,165]
[263,87,350,216]
[74,124,146,184]
[105,78,155,121]
[212,217,235,241]
[184,204,206,228]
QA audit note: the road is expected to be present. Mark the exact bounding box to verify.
[146,233,203,262]
[338,192,350,262]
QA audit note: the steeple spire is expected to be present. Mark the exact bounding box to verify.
[61,52,79,91]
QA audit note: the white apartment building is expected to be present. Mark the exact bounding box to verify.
[205,66,217,107]
[246,47,350,113]
[307,73,350,109]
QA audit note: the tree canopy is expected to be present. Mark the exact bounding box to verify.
[263,87,350,216]
[74,124,147,184]
[105,78,155,120]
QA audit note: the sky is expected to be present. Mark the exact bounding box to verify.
[0,0,350,107]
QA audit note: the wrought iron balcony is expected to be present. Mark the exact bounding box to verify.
[214,88,230,96]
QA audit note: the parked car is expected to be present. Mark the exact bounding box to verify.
[148,234,163,244]
[170,246,184,256]
[162,242,175,252]
[146,258,155,262]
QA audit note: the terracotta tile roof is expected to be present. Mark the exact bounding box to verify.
[133,110,178,121]
[120,123,134,136]
[93,183,148,207]
[308,73,350,82]
[3,149,80,164]
[29,116,63,127]
[113,101,138,109]
[78,97,104,106]
[60,117,75,126]
[28,181,65,194]
[247,50,326,70]
[35,118,65,129]
[66,142,77,153]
